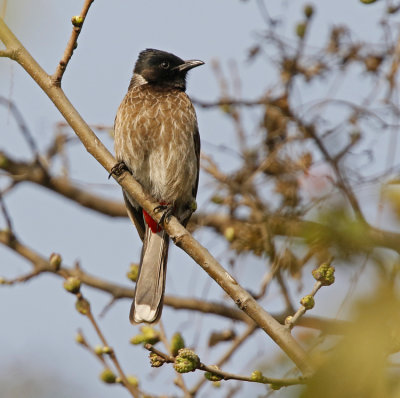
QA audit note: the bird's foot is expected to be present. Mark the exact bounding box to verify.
[154,203,174,226]
[109,161,129,179]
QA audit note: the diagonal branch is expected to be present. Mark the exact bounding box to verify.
[0,17,313,375]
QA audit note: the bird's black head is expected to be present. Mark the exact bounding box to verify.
[131,49,204,91]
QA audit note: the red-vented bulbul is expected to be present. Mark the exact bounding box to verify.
[114,49,203,323]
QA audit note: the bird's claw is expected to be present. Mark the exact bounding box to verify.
[109,161,129,179]
[154,204,173,226]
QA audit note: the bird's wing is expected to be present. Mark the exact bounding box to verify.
[123,191,146,242]
[192,124,201,199]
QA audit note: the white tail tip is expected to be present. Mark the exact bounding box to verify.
[133,304,158,323]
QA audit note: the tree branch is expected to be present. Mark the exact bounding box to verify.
[0,229,350,336]
[0,151,126,217]
[2,149,400,257]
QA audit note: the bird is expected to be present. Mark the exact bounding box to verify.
[113,49,204,324]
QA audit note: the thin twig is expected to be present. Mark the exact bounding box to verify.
[0,195,13,234]
[285,281,323,330]
[85,301,140,398]
[145,344,306,387]
[0,96,41,159]
[190,324,257,395]
[51,0,95,86]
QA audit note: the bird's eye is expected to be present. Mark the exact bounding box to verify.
[160,61,170,69]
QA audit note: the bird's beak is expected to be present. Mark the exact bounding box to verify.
[173,60,205,72]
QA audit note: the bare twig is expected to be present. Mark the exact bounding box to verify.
[0,96,41,159]
[84,303,139,397]
[51,0,95,86]
[0,195,13,234]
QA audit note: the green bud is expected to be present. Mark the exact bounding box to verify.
[173,348,200,373]
[219,103,233,114]
[284,315,293,325]
[170,332,185,356]
[102,346,113,355]
[271,383,281,390]
[75,332,85,345]
[224,227,235,242]
[63,277,81,294]
[130,326,160,345]
[251,370,264,382]
[304,4,314,18]
[0,277,6,285]
[126,375,139,387]
[75,297,90,315]
[149,352,165,368]
[211,195,224,204]
[49,253,62,270]
[205,365,223,381]
[94,345,103,355]
[0,153,8,168]
[100,368,116,384]
[300,295,315,310]
[71,15,84,27]
[126,264,139,282]
[312,263,335,285]
[130,334,146,345]
[296,22,307,39]
[360,0,378,3]
[141,326,160,344]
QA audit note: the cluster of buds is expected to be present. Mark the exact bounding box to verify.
[173,348,200,373]
[312,262,335,286]
[150,352,166,368]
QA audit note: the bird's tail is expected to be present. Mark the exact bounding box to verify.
[130,226,169,323]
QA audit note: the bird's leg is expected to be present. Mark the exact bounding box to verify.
[154,203,174,226]
[109,161,130,179]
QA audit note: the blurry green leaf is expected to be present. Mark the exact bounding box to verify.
[300,284,400,398]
